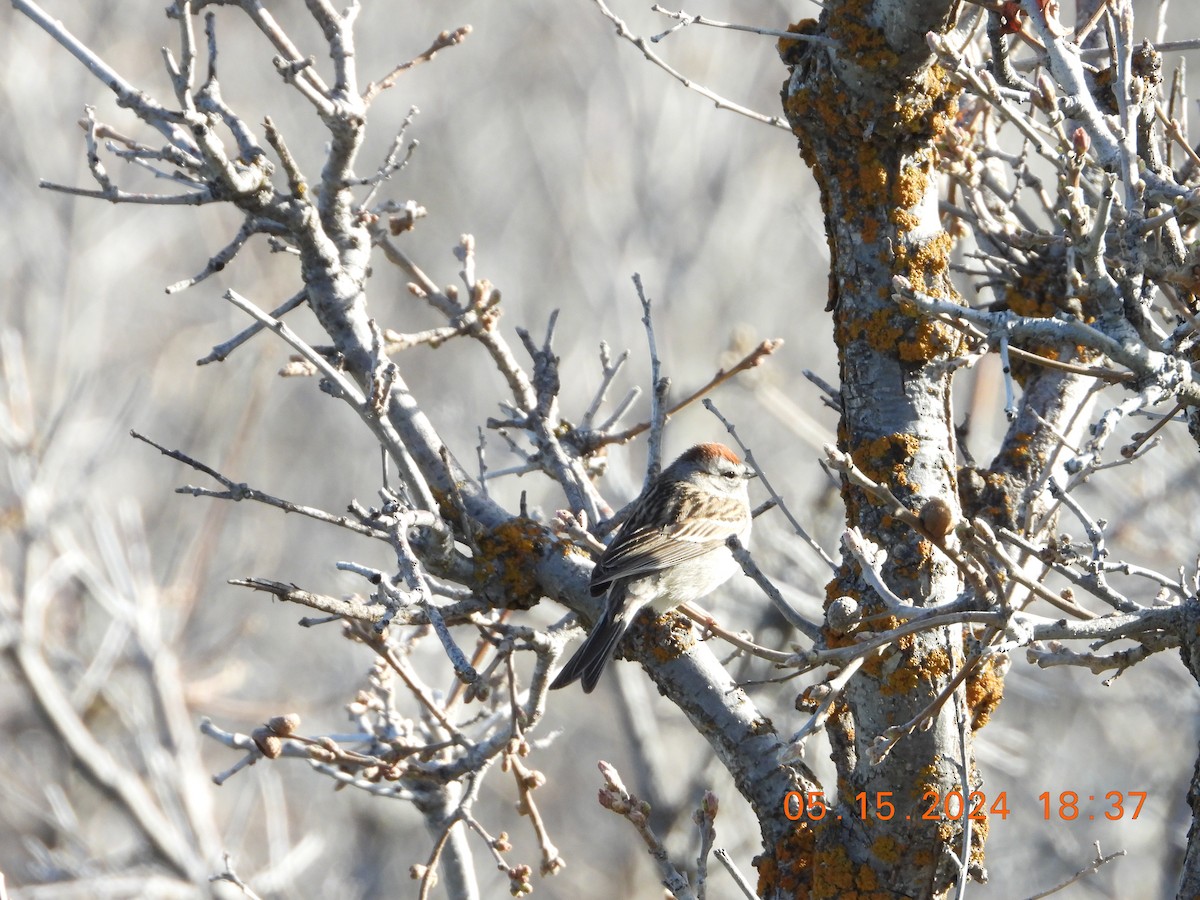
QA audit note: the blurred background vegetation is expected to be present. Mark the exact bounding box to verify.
[1,1,1197,897]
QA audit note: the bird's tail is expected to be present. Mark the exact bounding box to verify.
[550,594,635,693]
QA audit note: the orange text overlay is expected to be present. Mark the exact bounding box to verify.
[781,790,1147,822]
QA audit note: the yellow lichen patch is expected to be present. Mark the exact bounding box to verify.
[810,844,857,898]
[879,646,954,697]
[890,559,933,594]
[827,0,900,73]
[881,666,920,696]
[917,764,941,788]
[861,212,881,245]
[783,70,854,162]
[640,611,696,663]
[895,623,921,652]
[897,316,961,364]
[560,539,593,562]
[854,861,881,893]
[896,63,959,138]
[755,822,815,897]
[891,213,922,246]
[859,306,906,350]
[970,812,990,861]
[777,19,820,65]
[853,141,889,195]
[838,230,960,363]
[900,229,954,292]
[860,652,887,681]
[429,486,458,522]
[935,817,956,844]
[808,843,894,900]
[893,153,933,211]
[916,646,954,681]
[1005,430,1037,468]
[1006,265,1061,319]
[874,614,904,636]
[912,847,936,868]
[871,835,902,865]
[851,432,920,488]
[473,517,547,610]
[959,466,1021,528]
[966,653,1006,730]
[1004,261,1105,373]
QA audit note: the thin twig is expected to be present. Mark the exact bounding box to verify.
[196,289,307,365]
[649,6,837,46]
[713,848,758,899]
[1026,842,1127,899]
[362,26,471,103]
[633,274,667,485]
[602,339,784,446]
[706,400,838,573]
[589,0,789,129]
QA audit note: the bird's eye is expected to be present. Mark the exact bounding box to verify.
[722,470,737,479]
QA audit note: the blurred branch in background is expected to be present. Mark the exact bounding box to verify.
[0,331,226,894]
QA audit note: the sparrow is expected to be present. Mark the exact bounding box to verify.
[550,442,754,692]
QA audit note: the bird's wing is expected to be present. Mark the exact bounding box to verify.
[589,486,743,594]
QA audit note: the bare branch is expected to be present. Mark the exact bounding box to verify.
[362,26,472,103]
[589,0,790,130]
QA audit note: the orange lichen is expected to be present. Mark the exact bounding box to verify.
[861,307,906,350]
[912,847,936,868]
[897,316,961,364]
[1005,431,1037,468]
[1004,260,1107,374]
[851,433,920,488]
[878,645,954,697]
[901,229,954,290]
[777,19,819,65]
[860,213,880,245]
[898,63,959,138]
[826,0,899,73]
[837,222,959,362]
[971,811,991,859]
[894,153,932,210]
[916,646,954,682]
[958,465,1022,527]
[810,844,858,898]
[890,207,921,233]
[854,141,889,194]
[871,835,903,864]
[755,823,816,896]
[807,843,895,900]
[860,652,886,681]
[1005,265,1061,320]
[473,517,549,609]
[854,862,881,893]
[966,653,1006,730]
[896,542,936,586]
[881,666,920,696]
[640,611,696,662]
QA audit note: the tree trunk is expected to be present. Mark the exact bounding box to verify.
[773,3,983,895]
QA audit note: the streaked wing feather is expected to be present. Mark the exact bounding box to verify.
[590,513,741,592]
